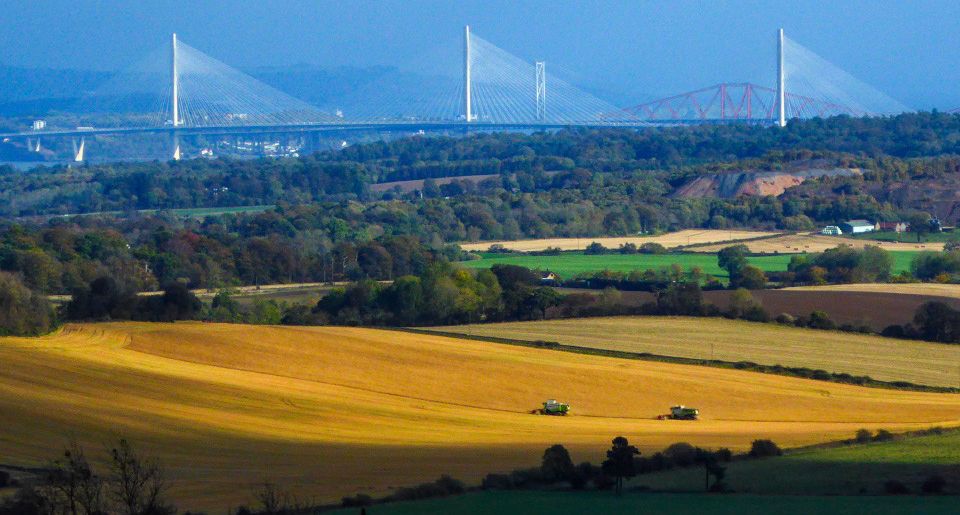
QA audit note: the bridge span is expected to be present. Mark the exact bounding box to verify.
[4,26,908,162]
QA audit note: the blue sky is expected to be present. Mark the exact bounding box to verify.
[2,0,959,109]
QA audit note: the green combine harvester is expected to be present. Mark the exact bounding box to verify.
[540,399,570,415]
[667,405,699,420]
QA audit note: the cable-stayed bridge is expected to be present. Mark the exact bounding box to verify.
[4,27,911,161]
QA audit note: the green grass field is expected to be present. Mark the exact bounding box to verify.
[458,252,794,279]
[636,429,960,496]
[329,491,958,515]
[330,430,960,514]
[459,251,918,279]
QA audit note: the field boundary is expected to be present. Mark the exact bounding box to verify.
[673,231,792,252]
[401,327,960,394]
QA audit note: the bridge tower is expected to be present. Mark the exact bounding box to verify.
[171,33,182,159]
[72,138,85,162]
[464,25,473,122]
[535,61,546,121]
[777,28,786,128]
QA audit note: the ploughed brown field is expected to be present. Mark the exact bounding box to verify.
[584,288,960,332]
[2,322,960,510]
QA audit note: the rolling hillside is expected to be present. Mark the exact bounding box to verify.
[2,322,960,510]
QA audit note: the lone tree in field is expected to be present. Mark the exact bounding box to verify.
[602,436,639,495]
[718,244,749,279]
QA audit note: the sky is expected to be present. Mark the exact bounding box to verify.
[2,0,959,109]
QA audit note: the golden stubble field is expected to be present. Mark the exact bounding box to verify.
[432,316,960,388]
[693,232,944,253]
[2,322,960,510]
[458,229,778,252]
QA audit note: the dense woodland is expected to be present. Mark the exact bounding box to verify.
[3,113,960,221]
[4,115,960,335]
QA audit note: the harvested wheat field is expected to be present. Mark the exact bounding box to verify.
[694,232,944,254]
[459,229,777,252]
[784,282,960,299]
[432,316,960,388]
[2,322,960,510]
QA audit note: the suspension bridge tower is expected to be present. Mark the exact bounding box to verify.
[535,61,546,121]
[777,28,786,128]
[171,33,182,159]
[464,25,473,122]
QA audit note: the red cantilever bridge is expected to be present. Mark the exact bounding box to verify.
[607,82,864,124]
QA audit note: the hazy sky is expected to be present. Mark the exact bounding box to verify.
[2,0,959,109]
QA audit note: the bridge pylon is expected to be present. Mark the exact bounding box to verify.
[171,33,181,128]
[72,137,85,162]
[171,132,181,161]
[777,28,786,127]
[464,25,473,122]
[536,61,546,121]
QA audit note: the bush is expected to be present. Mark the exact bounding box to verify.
[584,242,608,255]
[855,429,873,444]
[807,310,836,330]
[741,305,771,322]
[775,313,795,325]
[884,480,910,495]
[541,444,576,484]
[873,429,895,442]
[0,272,57,336]
[748,439,782,458]
[735,265,768,290]
[507,467,545,488]
[921,475,946,494]
[881,324,906,338]
[639,242,667,254]
[133,283,202,322]
[388,475,465,502]
[713,448,733,462]
[913,301,960,343]
[0,471,8,488]
[662,442,699,467]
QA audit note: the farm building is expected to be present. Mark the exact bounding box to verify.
[539,271,560,284]
[839,220,875,234]
[820,225,842,235]
[876,221,908,232]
